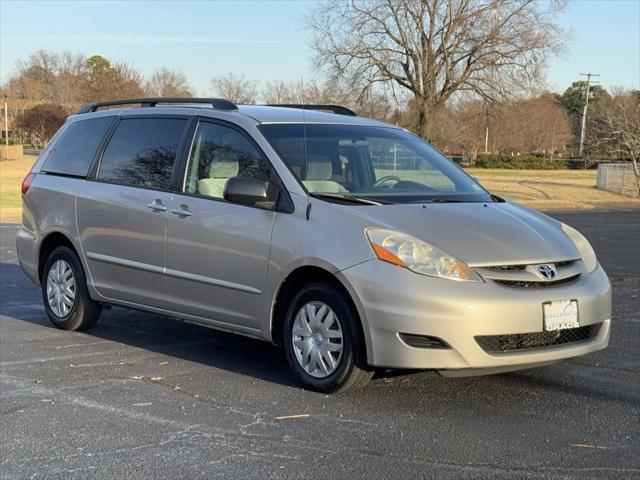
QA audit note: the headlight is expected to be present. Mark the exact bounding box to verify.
[366,228,482,282]
[561,223,598,273]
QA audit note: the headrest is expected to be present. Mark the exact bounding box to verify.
[307,154,333,180]
[208,160,238,178]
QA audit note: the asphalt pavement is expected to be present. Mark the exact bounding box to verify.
[1,210,638,479]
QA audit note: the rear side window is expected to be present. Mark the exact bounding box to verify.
[97,118,187,189]
[42,116,114,177]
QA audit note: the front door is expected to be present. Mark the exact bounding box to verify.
[165,120,278,332]
[77,116,189,308]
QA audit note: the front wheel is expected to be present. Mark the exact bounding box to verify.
[282,282,373,393]
[41,246,102,331]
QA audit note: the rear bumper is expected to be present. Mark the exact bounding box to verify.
[15,226,39,284]
[338,260,611,373]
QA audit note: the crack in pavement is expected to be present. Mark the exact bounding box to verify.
[2,374,638,477]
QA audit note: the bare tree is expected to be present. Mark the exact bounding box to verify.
[262,78,348,105]
[10,50,85,105]
[586,89,640,194]
[491,94,571,155]
[433,101,486,158]
[423,93,571,158]
[3,50,147,106]
[262,78,397,122]
[210,73,258,104]
[111,60,146,99]
[303,79,348,105]
[56,51,86,104]
[308,0,566,138]
[146,67,194,97]
[262,80,299,104]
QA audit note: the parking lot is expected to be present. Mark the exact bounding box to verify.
[1,210,638,479]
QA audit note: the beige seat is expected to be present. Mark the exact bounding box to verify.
[198,160,239,198]
[303,155,347,193]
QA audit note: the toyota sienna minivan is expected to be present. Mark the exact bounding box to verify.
[16,98,611,393]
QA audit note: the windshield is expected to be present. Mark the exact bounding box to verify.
[259,124,491,204]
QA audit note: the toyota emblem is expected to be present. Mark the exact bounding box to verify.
[538,264,557,280]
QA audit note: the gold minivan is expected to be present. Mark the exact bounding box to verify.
[17,98,611,392]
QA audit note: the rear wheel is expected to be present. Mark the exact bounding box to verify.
[41,246,101,331]
[282,282,373,393]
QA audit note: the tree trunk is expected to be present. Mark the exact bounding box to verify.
[415,96,434,141]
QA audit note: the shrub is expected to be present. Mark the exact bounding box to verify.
[473,154,568,169]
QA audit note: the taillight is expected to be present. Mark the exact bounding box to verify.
[21,173,36,198]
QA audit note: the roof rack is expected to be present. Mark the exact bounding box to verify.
[266,104,357,116]
[77,97,238,114]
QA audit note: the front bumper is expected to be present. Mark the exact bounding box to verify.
[337,260,611,374]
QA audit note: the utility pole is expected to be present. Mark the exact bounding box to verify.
[3,96,8,160]
[484,103,490,154]
[485,126,489,154]
[578,72,600,157]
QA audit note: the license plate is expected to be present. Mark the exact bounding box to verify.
[543,299,579,331]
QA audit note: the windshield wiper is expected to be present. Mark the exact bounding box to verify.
[310,193,387,205]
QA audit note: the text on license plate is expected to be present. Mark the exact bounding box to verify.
[543,299,579,331]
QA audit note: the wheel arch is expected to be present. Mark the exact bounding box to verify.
[270,265,369,366]
[37,231,81,283]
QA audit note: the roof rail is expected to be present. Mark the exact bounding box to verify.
[77,97,238,114]
[266,104,357,116]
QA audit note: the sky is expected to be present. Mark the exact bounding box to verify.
[1,0,639,96]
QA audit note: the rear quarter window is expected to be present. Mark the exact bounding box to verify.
[42,116,114,177]
[97,117,187,190]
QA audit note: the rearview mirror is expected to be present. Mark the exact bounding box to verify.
[223,176,276,210]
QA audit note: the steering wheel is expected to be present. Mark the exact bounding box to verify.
[374,175,403,188]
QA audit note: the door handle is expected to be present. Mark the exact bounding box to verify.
[146,199,168,211]
[170,205,192,217]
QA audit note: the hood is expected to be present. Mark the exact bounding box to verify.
[338,201,580,266]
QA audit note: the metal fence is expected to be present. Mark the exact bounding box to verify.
[596,163,639,198]
[23,148,43,156]
[370,151,423,170]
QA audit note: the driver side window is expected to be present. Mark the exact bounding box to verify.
[185,121,274,200]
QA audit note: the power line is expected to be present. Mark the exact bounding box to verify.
[578,72,600,157]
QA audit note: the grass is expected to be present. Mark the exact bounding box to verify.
[467,169,597,180]
[0,154,36,223]
[0,155,638,224]
[467,168,640,211]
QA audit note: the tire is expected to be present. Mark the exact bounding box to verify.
[41,245,101,331]
[282,282,373,393]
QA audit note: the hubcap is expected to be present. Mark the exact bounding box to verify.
[291,301,343,378]
[46,260,76,318]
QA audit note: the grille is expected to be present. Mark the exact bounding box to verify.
[484,264,527,271]
[399,333,450,349]
[475,323,602,354]
[483,260,577,272]
[492,274,581,288]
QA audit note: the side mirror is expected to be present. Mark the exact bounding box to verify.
[223,176,276,210]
